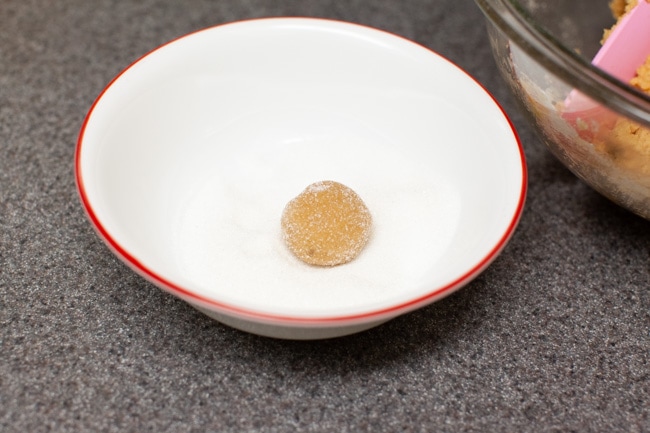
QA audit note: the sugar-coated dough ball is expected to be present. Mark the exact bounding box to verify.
[281,181,372,266]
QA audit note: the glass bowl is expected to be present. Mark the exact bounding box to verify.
[475,0,650,219]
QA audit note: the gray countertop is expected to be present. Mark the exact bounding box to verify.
[1,0,648,431]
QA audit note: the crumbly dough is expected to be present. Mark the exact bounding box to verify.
[630,56,650,92]
[595,1,650,177]
[604,0,638,42]
[281,181,372,266]
[610,0,638,18]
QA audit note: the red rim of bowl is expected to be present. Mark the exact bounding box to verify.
[75,17,528,328]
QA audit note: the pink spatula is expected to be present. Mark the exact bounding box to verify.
[563,0,650,122]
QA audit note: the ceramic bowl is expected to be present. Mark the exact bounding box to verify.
[76,18,526,339]
[475,0,650,219]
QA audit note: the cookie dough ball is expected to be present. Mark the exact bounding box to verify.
[281,181,372,266]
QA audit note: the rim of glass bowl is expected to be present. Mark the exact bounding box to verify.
[475,0,650,126]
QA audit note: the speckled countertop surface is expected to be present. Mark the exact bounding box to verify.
[1,0,648,431]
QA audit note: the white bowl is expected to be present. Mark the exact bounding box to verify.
[76,18,526,339]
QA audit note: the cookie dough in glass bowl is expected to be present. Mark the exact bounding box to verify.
[476,0,650,219]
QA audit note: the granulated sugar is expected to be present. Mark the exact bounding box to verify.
[173,135,461,317]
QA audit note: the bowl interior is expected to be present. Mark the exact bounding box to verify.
[77,18,525,320]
